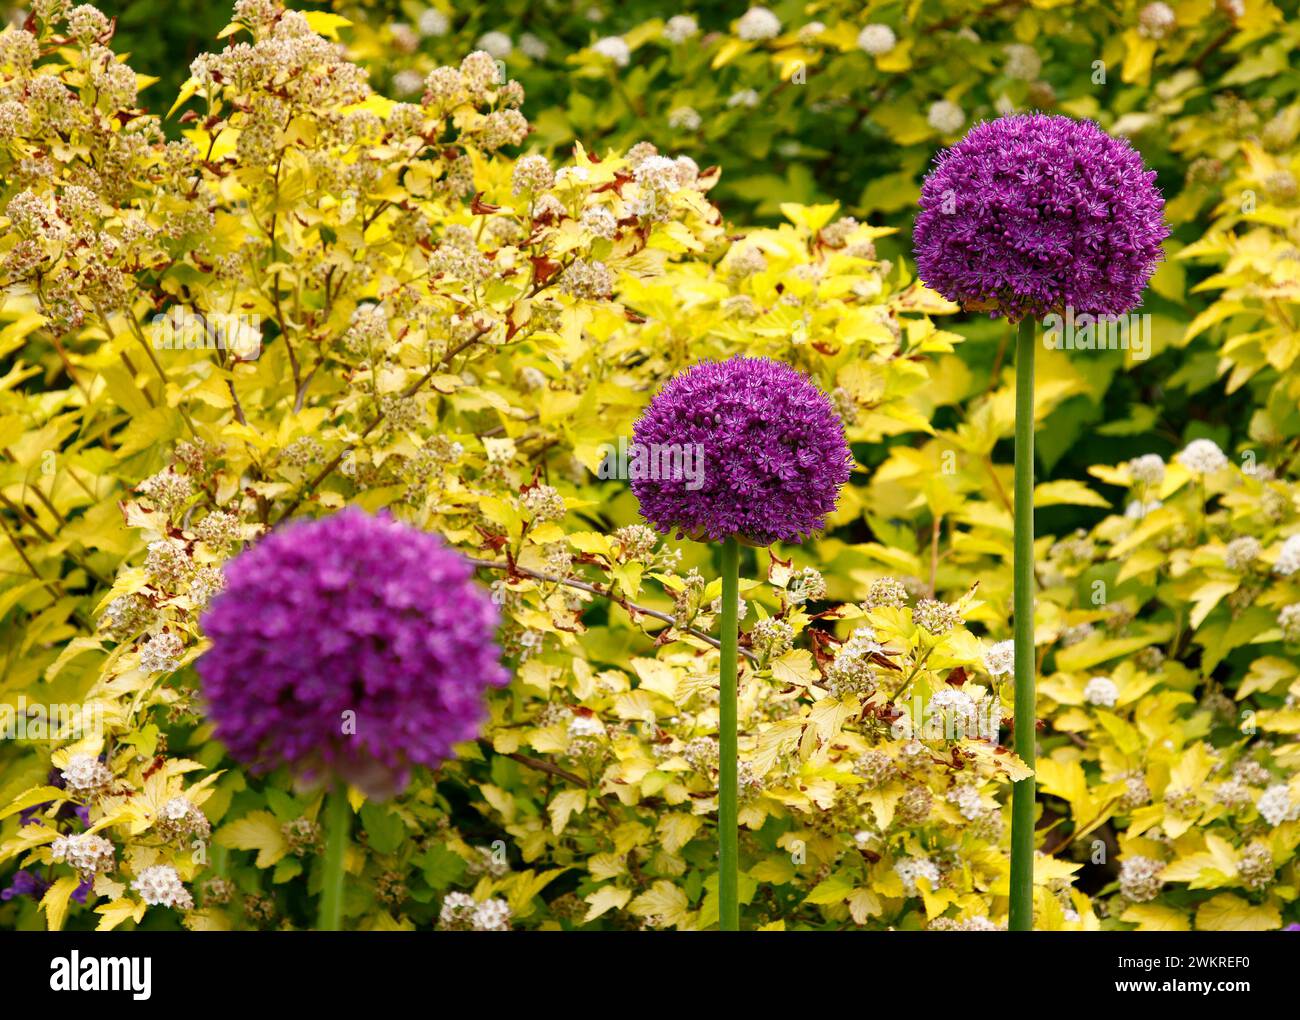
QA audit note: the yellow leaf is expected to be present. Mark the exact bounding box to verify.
[302,11,352,39]
[549,789,586,835]
[583,885,632,921]
[41,876,80,931]
[1121,903,1191,931]
[1195,893,1281,931]
[214,810,289,868]
[628,881,693,928]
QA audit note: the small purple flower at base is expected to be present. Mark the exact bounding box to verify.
[631,357,852,546]
[913,114,1168,322]
[1,870,49,901]
[197,508,508,799]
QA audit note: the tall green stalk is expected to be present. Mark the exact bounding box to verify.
[718,536,740,931]
[1009,314,1037,931]
[318,782,350,930]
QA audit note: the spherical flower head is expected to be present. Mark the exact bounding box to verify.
[1273,535,1300,577]
[737,6,782,41]
[663,15,699,44]
[1138,2,1176,39]
[1119,856,1164,902]
[592,36,630,67]
[857,24,896,56]
[1127,453,1166,487]
[418,9,449,37]
[1176,437,1228,475]
[926,100,965,135]
[132,864,193,910]
[895,856,941,896]
[476,31,513,59]
[984,639,1015,676]
[1258,783,1300,826]
[1083,675,1119,707]
[630,357,852,546]
[197,508,508,799]
[913,114,1169,321]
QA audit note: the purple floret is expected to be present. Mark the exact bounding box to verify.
[631,357,852,546]
[197,507,507,798]
[913,114,1168,321]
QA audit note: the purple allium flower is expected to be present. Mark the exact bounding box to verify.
[198,508,507,798]
[631,357,852,545]
[913,114,1168,321]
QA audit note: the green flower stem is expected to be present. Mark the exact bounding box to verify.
[718,535,740,931]
[1009,313,1037,932]
[318,782,350,931]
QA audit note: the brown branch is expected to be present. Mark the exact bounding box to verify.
[465,557,759,662]
[478,741,588,787]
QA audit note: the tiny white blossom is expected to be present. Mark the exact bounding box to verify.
[476,31,513,59]
[567,715,606,739]
[1274,534,1300,577]
[472,897,512,931]
[1138,2,1177,39]
[984,639,1015,676]
[1084,676,1119,708]
[1176,438,1228,475]
[663,15,699,44]
[1257,783,1300,826]
[668,106,702,132]
[61,753,111,796]
[417,8,449,37]
[132,864,194,910]
[736,6,782,41]
[894,856,941,896]
[927,100,965,134]
[1127,453,1166,486]
[1125,499,1162,519]
[857,24,897,56]
[592,36,631,67]
[518,32,549,60]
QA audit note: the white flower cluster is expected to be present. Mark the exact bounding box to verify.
[1127,453,1166,486]
[1224,535,1261,570]
[894,856,941,896]
[1278,604,1300,643]
[439,891,513,931]
[131,864,194,910]
[138,631,184,674]
[1083,676,1119,708]
[1257,783,1300,826]
[927,100,965,134]
[51,832,114,877]
[1175,438,1228,475]
[1137,2,1177,39]
[737,6,782,41]
[1004,43,1042,81]
[983,639,1015,677]
[663,15,698,44]
[824,626,882,697]
[591,36,630,67]
[61,754,112,797]
[857,24,896,56]
[1274,535,1300,576]
[1119,856,1164,902]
